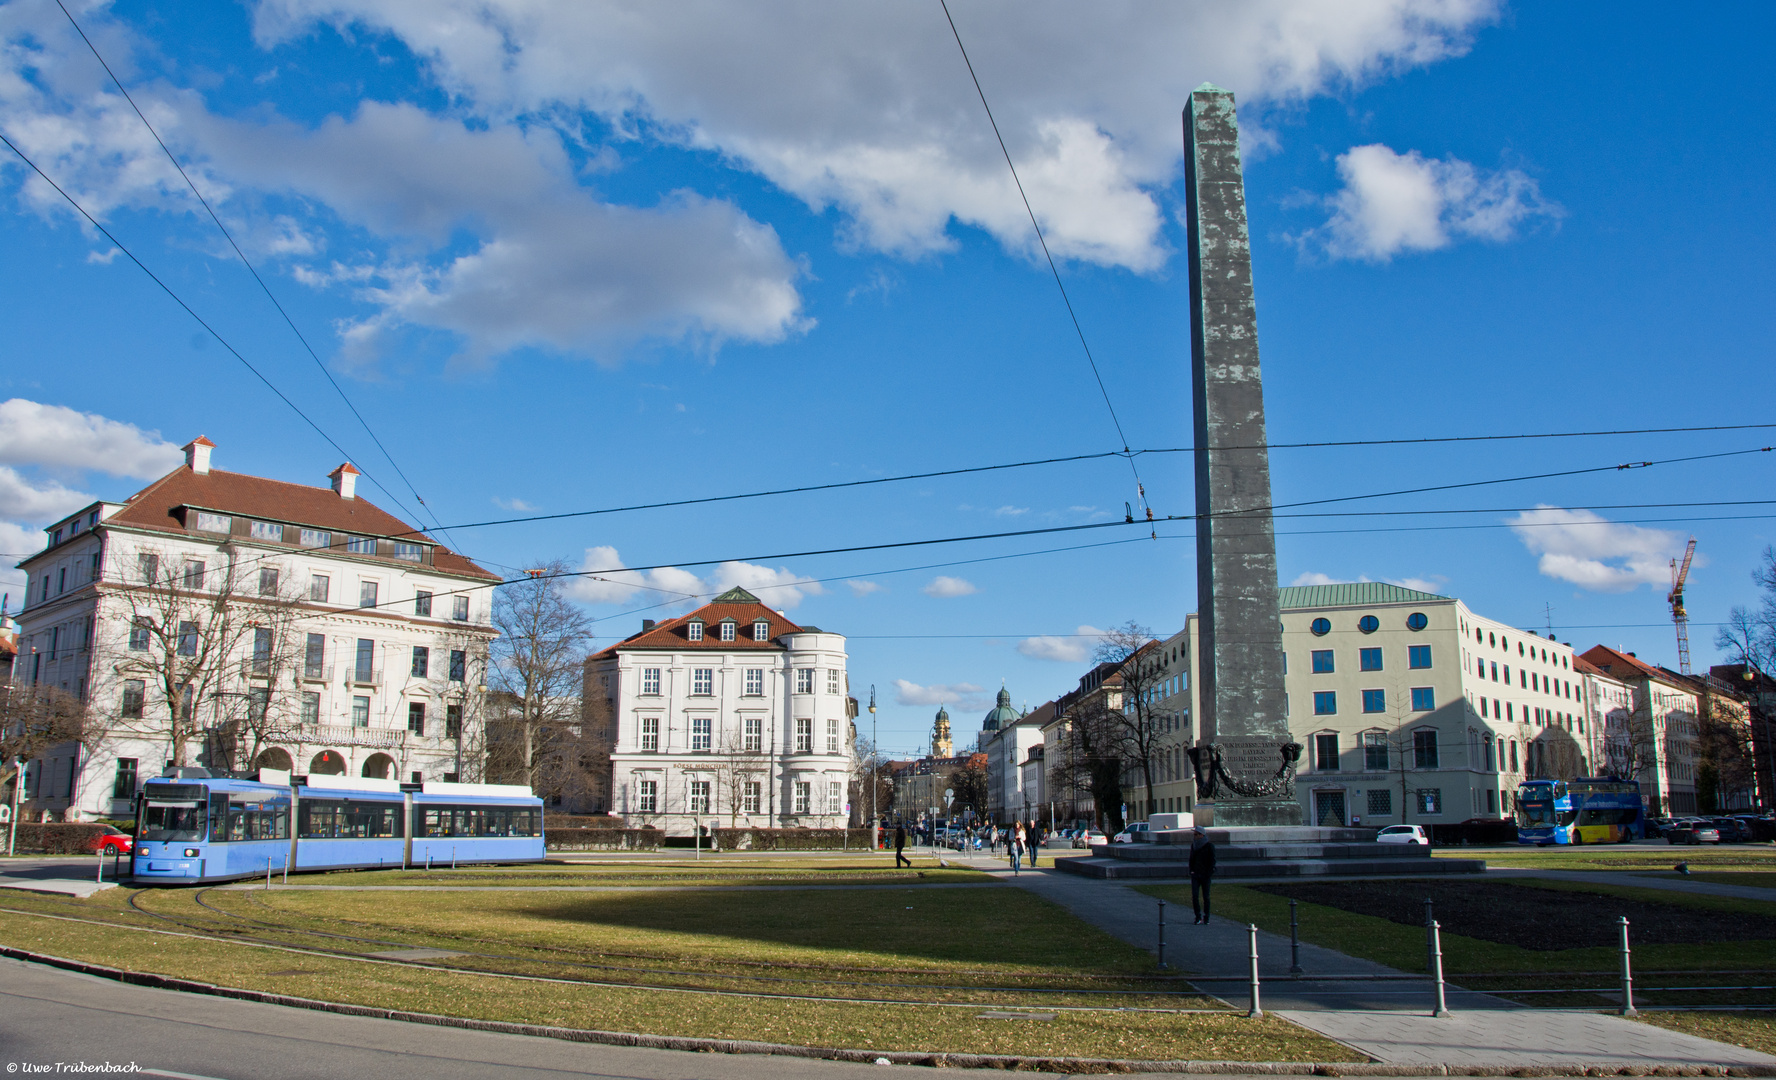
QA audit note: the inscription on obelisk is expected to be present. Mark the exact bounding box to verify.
[1184,84,1299,827]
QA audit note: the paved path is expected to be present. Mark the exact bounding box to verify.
[0,856,120,898]
[1491,865,1776,902]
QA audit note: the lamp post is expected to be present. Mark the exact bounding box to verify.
[869,685,878,837]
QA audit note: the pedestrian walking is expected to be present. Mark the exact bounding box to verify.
[1189,826,1216,923]
[1009,822,1024,874]
[1027,821,1040,867]
[989,823,999,854]
[894,822,911,868]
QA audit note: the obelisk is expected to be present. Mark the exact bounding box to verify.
[1185,84,1298,828]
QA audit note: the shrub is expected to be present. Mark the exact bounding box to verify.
[545,826,661,851]
[9,823,122,854]
[713,827,876,851]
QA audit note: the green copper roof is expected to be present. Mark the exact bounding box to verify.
[1279,582,1450,609]
[711,586,760,603]
[982,686,1019,731]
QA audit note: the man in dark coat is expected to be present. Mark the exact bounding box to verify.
[894,822,911,868]
[1189,827,1216,924]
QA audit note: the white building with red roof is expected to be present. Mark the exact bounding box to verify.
[11,437,499,821]
[585,588,854,836]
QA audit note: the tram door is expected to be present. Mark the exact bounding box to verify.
[1314,790,1347,827]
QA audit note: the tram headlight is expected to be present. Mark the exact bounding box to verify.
[184,848,200,857]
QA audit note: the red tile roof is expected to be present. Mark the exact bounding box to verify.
[100,463,498,581]
[1580,645,1669,684]
[590,589,806,658]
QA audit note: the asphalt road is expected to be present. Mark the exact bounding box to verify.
[0,957,906,1080]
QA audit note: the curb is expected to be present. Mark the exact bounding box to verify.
[1,945,1771,1076]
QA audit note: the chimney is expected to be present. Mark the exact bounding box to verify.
[641,619,657,633]
[183,437,215,475]
[328,463,359,500]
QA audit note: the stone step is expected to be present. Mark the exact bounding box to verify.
[1102,842,1431,862]
[1055,855,1487,880]
[1152,826,1376,845]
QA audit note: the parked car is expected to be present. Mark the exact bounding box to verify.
[1734,816,1776,842]
[1072,828,1108,848]
[1112,822,1151,844]
[1376,824,1429,846]
[1665,819,1721,845]
[85,825,133,855]
[1710,818,1753,844]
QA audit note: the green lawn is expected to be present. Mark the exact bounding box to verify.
[1442,845,1776,872]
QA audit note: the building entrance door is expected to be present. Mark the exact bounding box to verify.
[1314,790,1347,827]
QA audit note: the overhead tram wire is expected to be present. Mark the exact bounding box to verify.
[938,0,1150,517]
[53,0,461,550]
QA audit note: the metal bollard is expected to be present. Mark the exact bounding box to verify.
[1289,899,1303,975]
[266,857,272,890]
[1424,897,1435,975]
[96,851,104,885]
[1430,919,1449,1017]
[1619,916,1637,1017]
[1150,902,1165,973]
[1247,923,1263,1018]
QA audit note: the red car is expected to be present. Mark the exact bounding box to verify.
[86,825,134,855]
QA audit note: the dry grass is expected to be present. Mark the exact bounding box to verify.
[1635,1012,1776,1056]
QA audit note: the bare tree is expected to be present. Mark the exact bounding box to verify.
[1054,692,1128,834]
[0,684,99,800]
[849,733,895,825]
[705,728,769,826]
[1091,623,1167,820]
[489,561,592,796]
[951,752,989,820]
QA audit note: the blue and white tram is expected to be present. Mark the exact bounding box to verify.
[132,770,544,885]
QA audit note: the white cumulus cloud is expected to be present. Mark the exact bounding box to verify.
[1302,143,1560,262]
[708,561,824,610]
[1017,625,1108,663]
[0,399,183,477]
[893,679,986,709]
[845,580,884,597]
[564,546,822,609]
[921,575,978,598]
[1509,507,1690,593]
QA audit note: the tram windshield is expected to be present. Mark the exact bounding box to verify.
[138,797,207,842]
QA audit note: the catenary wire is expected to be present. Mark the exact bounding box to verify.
[51,0,461,549]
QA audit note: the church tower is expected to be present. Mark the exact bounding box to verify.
[931,705,953,758]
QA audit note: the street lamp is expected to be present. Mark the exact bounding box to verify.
[868,685,877,839]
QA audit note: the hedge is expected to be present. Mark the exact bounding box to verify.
[712,827,879,851]
[545,826,662,851]
[6,822,122,855]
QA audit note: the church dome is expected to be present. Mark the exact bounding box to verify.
[982,686,1020,732]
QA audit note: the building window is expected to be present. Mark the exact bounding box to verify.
[691,716,712,751]
[690,780,711,814]
[301,692,320,725]
[753,620,770,641]
[641,668,661,696]
[1363,731,1388,771]
[137,553,159,584]
[1358,614,1380,634]
[1366,788,1392,817]
[794,781,811,815]
[828,780,843,815]
[1311,650,1335,674]
[128,620,151,651]
[1411,687,1436,712]
[300,528,331,548]
[352,696,370,727]
[359,581,379,609]
[796,669,814,694]
[1407,612,1429,631]
[825,717,839,753]
[1416,789,1442,814]
[392,542,423,562]
[1360,648,1382,672]
[351,638,374,682]
[121,679,145,719]
[411,646,429,678]
[1313,691,1337,716]
[258,567,280,596]
[449,650,466,682]
[687,620,704,642]
[446,704,462,739]
[1314,733,1339,770]
[251,627,274,675]
[1485,787,1497,814]
[346,535,375,555]
[744,669,764,696]
[250,520,283,541]
[719,620,736,642]
[744,716,762,753]
[1362,689,1385,714]
[112,758,138,799]
[415,590,432,617]
[826,669,841,695]
[796,717,812,753]
[1310,617,1331,636]
[692,668,714,696]
[177,620,198,656]
[452,595,470,621]
[194,512,231,533]
[308,574,329,602]
[638,779,658,813]
[641,717,660,751]
[1413,730,1439,769]
[304,633,325,678]
[1408,645,1432,669]
[183,560,205,589]
[408,702,426,736]
[743,781,761,814]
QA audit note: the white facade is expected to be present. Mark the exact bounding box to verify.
[1580,647,1701,816]
[11,440,497,821]
[588,590,853,836]
[1139,620,1197,819]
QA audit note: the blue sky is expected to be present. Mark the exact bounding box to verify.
[3,1,1772,758]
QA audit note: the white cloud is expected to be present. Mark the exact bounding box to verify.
[921,575,977,598]
[893,678,985,708]
[1017,625,1108,663]
[0,399,182,477]
[845,579,884,597]
[0,466,91,522]
[708,561,824,610]
[1290,571,1347,587]
[491,496,538,512]
[1303,144,1560,262]
[565,545,705,606]
[1508,506,1690,593]
[249,0,1499,275]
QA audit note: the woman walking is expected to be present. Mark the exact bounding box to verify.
[1008,821,1025,874]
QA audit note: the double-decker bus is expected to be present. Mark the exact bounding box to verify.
[1516,777,1644,845]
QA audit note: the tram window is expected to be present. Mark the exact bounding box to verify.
[139,800,207,842]
[417,804,540,838]
[298,798,403,838]
[212,800,291,842]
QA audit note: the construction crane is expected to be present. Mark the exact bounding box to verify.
[1669,537,1698,675]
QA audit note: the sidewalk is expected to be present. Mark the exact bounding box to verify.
[0,856,120,898]
[970,853,1776,1069]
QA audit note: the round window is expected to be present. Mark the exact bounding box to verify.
[1358,615,1380,634]
[1406,612,1429,631]
[1310,617,1331,636]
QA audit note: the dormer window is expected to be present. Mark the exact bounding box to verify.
[719,620,737,642]
[194,512,231,534]
[687,619,704,642]
[753,620,770,641]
